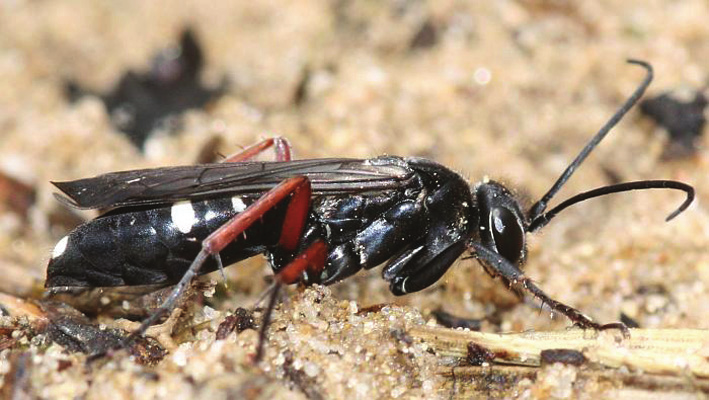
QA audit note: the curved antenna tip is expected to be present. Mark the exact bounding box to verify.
[665,185,694,222]
[626,59,653,77]
[626,58,650,67]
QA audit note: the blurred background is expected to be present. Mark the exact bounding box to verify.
[0,1,708,397]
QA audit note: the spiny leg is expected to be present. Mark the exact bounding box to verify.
[254,240,327,363]
[467,242,629,337]
[222,136,293,163]
[122,176,313,347]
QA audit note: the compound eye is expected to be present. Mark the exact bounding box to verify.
[489,207,525,264]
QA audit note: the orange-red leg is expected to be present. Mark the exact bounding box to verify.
[222,137,292,163]
[253,240,328,363]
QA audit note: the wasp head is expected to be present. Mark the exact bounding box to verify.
[473,180,527,266]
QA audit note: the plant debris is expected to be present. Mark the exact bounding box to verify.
[65,28,227,149]
[216,307,255,340]
[640,89,708,158]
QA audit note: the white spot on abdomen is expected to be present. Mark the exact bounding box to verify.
[231,196,247,212]
[171,201,197,233]
[52,236,69,259]
[204,210,217,221]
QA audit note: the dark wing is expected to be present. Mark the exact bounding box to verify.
[52,157,419,210]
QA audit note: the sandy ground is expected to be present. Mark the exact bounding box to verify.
[0,1,708,398]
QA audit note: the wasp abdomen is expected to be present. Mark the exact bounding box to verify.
[46,194,286,288]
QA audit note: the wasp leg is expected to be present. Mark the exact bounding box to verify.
[385,240,467,295]
[254,240,327,363]
[468,242,629,338]
[222,136,293,163]
[274,240,327,285]
[123,176,312,346]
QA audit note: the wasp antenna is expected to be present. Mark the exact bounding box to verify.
[662,183,695,221]
[528,180,694,232]
[528,59,654,221]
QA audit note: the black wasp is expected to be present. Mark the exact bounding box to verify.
[46,60,693,343]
